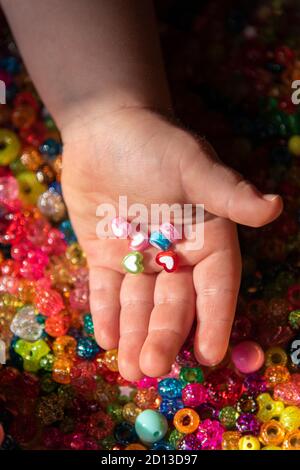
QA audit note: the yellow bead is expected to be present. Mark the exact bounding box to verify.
[0,129,20,165]
[259,420,285,446]
[123,402,141,424]
[16,171,46,205]
[288,135,300,156]
[66,243,86,266]
[239,435,261,450]
[265,347,287,368]
[282,430,300,450]
[173,408,200,434]
[257,393,284,422]
[52,357,73,384]
[280,406,300,432]
[104,349,119,372]
[52,335,77,359]
[261,445,282,450]
[222,431,241,450]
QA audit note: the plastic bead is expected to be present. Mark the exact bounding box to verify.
[10,305,43,341]
[135,410,168,444]
[159,223,180,243]
[16,171,46,205]
[259,420,285,446]
[160,398,184,419]
[279,406,300,432]
[37,189,66,222]
[129,231,149,251]
[282,430,300,450]
[149,231,171,251]
[288,135,300,156]
[158,378,182,399]
[173,408,200,434]
[181,383,207,407]
[265,346,288,367]
[14,338,50,372]
[196,419,224,450]
[231,341,264,373]
[257,393,285,422]
[122,251,144,274]
[134,387,161,410]
[155,250,178,273]
[219,406,239,429]
[274,381,300,406]
[123,402,141,424]
[236,414,260,435]
[179,366,204,385]
[264,364,291,388]
[222,431,241,450]
[104,349,119,372]
[0,129,20,165]
[111,217,131,238]
[239,435,261,450]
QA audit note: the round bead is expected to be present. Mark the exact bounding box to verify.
[219,406,239,429]
[0,129,20,165]
[265,346,288,367]
[222,431,241,450]
[282,430,300,450]
[16,171,46,205]
[182,383,207,407]
[238,435,261,450]
[259,420,285,446]
[10,305,43,341]
[231,341,265,374]
[179,366,204,385]
[280,406,300,432]
[158,378,182,399]
[135,410,168,444]
[288,135,300,156]
[173,408,200,434]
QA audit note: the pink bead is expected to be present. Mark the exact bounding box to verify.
[159,223,180,243]
[231,340,265,374]
[129,231,149,251]
[274,381,300,406]
[137,377,158,389]
[182,383,207,407]
[111,217,131,239]
[0,176,19,202]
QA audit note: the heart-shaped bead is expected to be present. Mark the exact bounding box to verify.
[10,305,43,342]
[129,231,149,251]
[111,217,131,239]
[122,251,144,274]
[159,223,180,243]
[149,231,171,251]
[156,250,178,273]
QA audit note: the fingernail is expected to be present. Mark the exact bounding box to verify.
[262,194,279,202]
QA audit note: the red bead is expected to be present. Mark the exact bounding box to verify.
[156,250,179,273]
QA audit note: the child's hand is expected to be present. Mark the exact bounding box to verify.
[62,106,282,380]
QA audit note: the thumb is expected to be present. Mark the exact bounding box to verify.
[181,139,283,227]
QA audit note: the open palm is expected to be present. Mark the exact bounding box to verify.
[62,108,282,380]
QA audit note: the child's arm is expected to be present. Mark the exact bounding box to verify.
[1,0,283,379]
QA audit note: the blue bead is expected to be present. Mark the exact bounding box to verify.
[49,181,62,194]
[114,422,137,445]
[151,440,175,450]
[39,138,62,158]
[160,398,184,419]
[135,410,168,444]
[158,378,182,399]
[59,220,77,244]
[149,231,171,251]
[83,314,94,336]
[76,337,100,359]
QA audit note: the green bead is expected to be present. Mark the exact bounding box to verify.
[289,310,300,330]
[14,338,50,372]
[168,429,184,448]
[219,406,239,429]
[135,410,168,444]
[179,367,204,385]
[101,435,116,450]
[83,313,94,335]
[107,403,123,423]
[40,353,54,371]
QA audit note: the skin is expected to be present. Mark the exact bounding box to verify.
[1,0,283,380]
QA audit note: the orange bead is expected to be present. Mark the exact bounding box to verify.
[134,387,161,410]
[12,105,36,129]
[259,420,285,446]
[104,349,119,372]
[222,431,242,450]
[52,357,73,384]
[125,443,147,450]
[173,408,200,434]
[52,335,77,359]
[282,430,300,450]
[20,146,43,171]
[264,365,290,388]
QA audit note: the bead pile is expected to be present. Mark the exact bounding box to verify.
[1,0,300,450]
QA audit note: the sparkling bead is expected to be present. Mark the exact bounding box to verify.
[177,434,202,450]
[0,129,20,165]
[196,419,224,450]
[236,413,260,435]
[173,408,200,434]
[37,189,66,222]
[219,406,239,429]
[158,378,182,399]
[280,406,300,432]
[259,420,285,446]
[181,383,207,407]
[222,431,241,450]
[264,365,290,388]
[265,346,287,367]
[10,305,43,341]
[282,430,300,450]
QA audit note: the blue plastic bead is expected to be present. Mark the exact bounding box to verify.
[135,410,168,444]
[83,314,94,336]
[149,231,171,251]
[114,422,138,445]
[59,220,77,244]
[76,337,100,359]
[49,181,62,194]
[160,398,184,419]
[151,440,175,450]
[158,378,183,399]
[39,138,62,159]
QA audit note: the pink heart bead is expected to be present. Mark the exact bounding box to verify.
[159,223,180,243]
[231,340,265,374]
[129,231,149,251]
[111,217,131,239]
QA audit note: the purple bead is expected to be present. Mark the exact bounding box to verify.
[236,413,260,435]
[177,434,202,451]
[197,403,219,420]
[195,419,224,450]
[244,372,267,396]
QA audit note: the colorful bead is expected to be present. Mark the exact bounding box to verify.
[173,408,200,434]
[129,231,149,251]
[236,413,260,435]
[219,406,239,429]
[279,406,300,432]
[122,251,144,274]
[159,223,180,243]
[257,393,284,422]
[265,346,288,367]
[222,431,241,450]
[239,435,261,450]
[196,419,224,450]
[155,250,178,273]
[0,129,20,165]
[149,231,171,251]
[231,341,264,374]
[10,305,43,341]
[135,410,168,444]
[14,338,50,372]
[181,383,207,407]
[158,378,182,399]
[259,420,285,446]
[282,430,300,450]
[264,365,290,388]
[111,217,131,238]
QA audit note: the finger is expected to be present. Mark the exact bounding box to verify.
[89,266,123,349]
[181,138,283,227]
[139,268,195,377]
[118,273,156,381]
[193,224,241,366]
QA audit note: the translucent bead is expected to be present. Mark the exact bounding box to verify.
[159,223,180,242]
[0,175,18,201]
[88,410,114,440]
[265,346,288,367]
[10,305,43,341]
[280,406,300,432]
[173,408,200,434]
[104,349,119,372]
[52,357,72,384]
[222,431,241,450]
[0,129,20,165]
[236,395,258,414]
[160,398,184,419]
[257,393,284,422]
[236,413,260,435]
[196,419,224,450]
[45,312,70,337]
[16,171,46,205]
[274,381,300,406]
[181,383,207,407]
[219,406,239,429]
[122,402,141,424]
[34,287,64,317]
[66,243,86,266]
[259,420,285,446]
[238,435,261,450]
[134,387,161,410]
[264,365,290,388]
[14,338,50,372]
[52,336,77,359]
[76,337,100,359]
[37,189,66,222]
[155,250,179,273]
[282,430,300,450]
[158,378,183,399]
[135,410,168,444]
[289,310,300,330]
[179,366,204,385]
[149,231,171,251]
